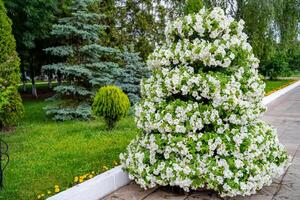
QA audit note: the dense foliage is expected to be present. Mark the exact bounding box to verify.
[120,7,289,197]
[261,51,290,80]
[200,0,300,79]
[3,0,299,97]
[0,0,23,128]
[116,49,149,105]
[42,0,120,121]
[4,0,70,96]
[92,86,130,129]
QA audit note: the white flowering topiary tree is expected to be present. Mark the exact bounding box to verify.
[120,7,289,197]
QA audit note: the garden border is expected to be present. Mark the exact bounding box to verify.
[47,166,130,200]
[48,79,300,200]
[262,80,300,105]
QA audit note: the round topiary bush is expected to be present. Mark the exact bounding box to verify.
[92,86,130,129]
[120,7,289,197]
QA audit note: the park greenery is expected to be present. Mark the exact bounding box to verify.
[42,0,122,121]
[0,0,299,199]
[2,0,300,99]
[0,79,294,200]
[0,0,23,129]
[92,85,130,129]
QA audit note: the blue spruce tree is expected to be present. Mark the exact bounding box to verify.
[42,0,120,120]
[116,48,149,105]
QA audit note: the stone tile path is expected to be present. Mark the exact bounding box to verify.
[104,86,300,200]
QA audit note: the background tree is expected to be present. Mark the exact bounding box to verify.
[240,0,277,76]
[110,0,163,60]
[42,0,120,121]
[0,0,23,128]
[183,0,204,14]
[98,0,184,61]
[4,0,72,96]
[116,47,149,105]
[275,0,300,71]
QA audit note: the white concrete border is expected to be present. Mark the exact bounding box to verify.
[48,80,300,200]
[263,80,300,105]
[47,166,130,200]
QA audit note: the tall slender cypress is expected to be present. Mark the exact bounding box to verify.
[0,0,23,128]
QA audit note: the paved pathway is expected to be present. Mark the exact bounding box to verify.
[104,86,300,200]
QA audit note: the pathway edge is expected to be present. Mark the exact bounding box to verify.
[263,80,300,105]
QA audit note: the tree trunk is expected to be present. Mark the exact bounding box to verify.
[57,71,62,85]
[30,61,38,98]
[21,64,26,92]
[48,72,52,88]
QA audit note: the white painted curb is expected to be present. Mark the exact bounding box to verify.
[262,80,300,105]
[48,80,300,200]
[47,166,130,200]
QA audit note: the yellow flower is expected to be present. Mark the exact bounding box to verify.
[113,161,118,166]
[41,194,45,197]
[79,178,83,183]
[37,195,41,199]
[47,190,52,194]
[55,187,60,193]
[89,174,93,179]
[74,176,79,182]
[54,185,59,188]
[102,166,109,171]
[92,171,95,174]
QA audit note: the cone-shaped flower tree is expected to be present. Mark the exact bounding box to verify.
[120,7,289,197]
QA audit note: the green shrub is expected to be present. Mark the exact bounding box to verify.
[288,46,300,71]
[260,51,291,80]
[0,87,24,128]
[183,0,204,14]
[92,86,130,129]
[0,0,24,129]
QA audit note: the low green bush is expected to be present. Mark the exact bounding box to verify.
[92,85,130,129]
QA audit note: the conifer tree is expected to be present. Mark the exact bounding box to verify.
[0,0,23,128]
[116,48,149,105]
[121,7,289,197]
[42,0,120,121]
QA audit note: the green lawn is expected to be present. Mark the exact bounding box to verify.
[265,79,296,94]
[0,79,297,200]
[0,100,138,200]
[18,81,58,92]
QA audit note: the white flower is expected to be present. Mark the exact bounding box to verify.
[235,159,244,168]
[176,125,186,133]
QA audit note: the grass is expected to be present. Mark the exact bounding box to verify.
[265,79,296,94]
[0,100,138,200]
[0,79,297,200]
[18,81,58,92]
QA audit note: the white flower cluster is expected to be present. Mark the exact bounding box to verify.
[121,7,288,197]
[120,122,288,197]
[136,65,266,134]
[147,7,259,70]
